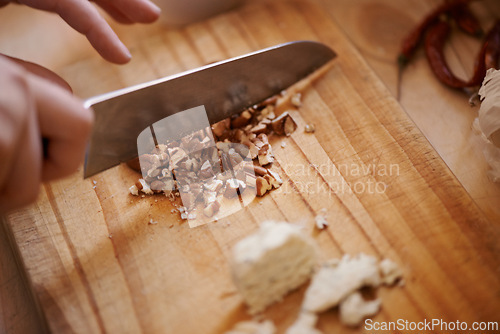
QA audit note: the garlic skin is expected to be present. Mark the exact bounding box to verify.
[478,68,500,147]
[474,69,500,183]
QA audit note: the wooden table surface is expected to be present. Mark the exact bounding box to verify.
[1,0,499,333]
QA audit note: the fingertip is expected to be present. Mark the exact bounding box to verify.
[136,0,162,22]
[108,38,132,64]
[87,31,132,64]
[123,0,162,23]
[148,1,162,16]
[116,46,132,64]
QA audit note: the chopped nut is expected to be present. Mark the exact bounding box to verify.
[283,115,298,135]
[261,105,276,119]
[315,209,328,230]
[204,191,218,205]
[304,124,316,133]
[271,112,297,136]
[250,123,268,135]
[204,179,224,193]
[256,176,272,196]
[182,137,204,153]
[257,133,269,144]
[159,168,172,179]
[150,180,167,193]
[244,163,267,176]
[231,110,253,128]
[129,184,139,196]
[180,192,196,208]
[247,142,259,159]
[232,129,246,143]
[224,178,240,198]
[203,200,221,217]
[258,147,275,166]
[149,218,158,225]
[200,160,215,179]
[266,169,283,188]
[168,147,188,168]
[228,148,244,166]
[138,179,153,195]
[291,93,302,107]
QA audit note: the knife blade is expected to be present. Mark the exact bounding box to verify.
[83,40,336,178]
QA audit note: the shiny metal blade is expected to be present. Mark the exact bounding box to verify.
[83,40,336,178]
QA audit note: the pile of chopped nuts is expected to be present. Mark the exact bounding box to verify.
[129,96,298,221]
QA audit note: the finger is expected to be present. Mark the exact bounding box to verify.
[0,57,31,188]
[27,74,94,182]
[54,0,132,64]
[1,54,72,92]
[90,0,134,24]
[0,88,42,213]
[94,0,160,24]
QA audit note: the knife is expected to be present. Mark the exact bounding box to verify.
[83,40,336,178]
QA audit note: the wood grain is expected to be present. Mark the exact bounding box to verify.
[2,0,500,333]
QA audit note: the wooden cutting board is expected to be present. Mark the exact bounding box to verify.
[5,0,500,333]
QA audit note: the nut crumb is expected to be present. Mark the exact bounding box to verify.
[379,258,403,285]
[281,142,286,148]
[149,219,158,225]
[291,93,302,107]
[315,209,328,230]
[304,124,315,133]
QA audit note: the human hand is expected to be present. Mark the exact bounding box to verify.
[0,0,161,64]
[0,56,93,213]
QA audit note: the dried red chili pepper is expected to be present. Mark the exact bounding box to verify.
[425,21,469,88]
[484,20,500,70]
[467,38,488,87]
[450,2,483,37]
[425,20,499,89]
[398,0,470,67]
[467,21,500,87]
